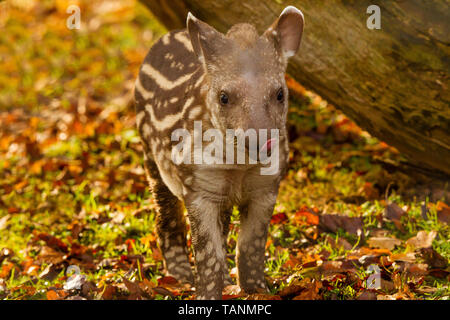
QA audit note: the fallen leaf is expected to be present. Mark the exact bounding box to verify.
[122,277,149,300]
[151,248,163,261]
[11,284,36,296]
[7,207,20,214]
[319,261,344,274]
[384,203,407,232]
[282,255,302,269]
[153,286,175,297]
[246,294,282,300]
[222,284,243,300]
[39,263,63,281]
[101,285,117,300]
[376,294,396,300]
[278,285,303,298]
[0,262,16,278]
[358,254,380,267]
[419,248,448,269]
[111,211,126,224]
[158,276,179,286]
[413,286,439,294]
[270,212,288,224]
[389,252,417,263]
[46,289,68,300]
[356,290,377,300]
[405,263,429,277]
[66,295,87,300]
[367,237,402,250]
[293,207,319,226]
[81,281,98,298]
[406,230,437,249]
[436,202,450,224]
[292,280,322,300]
[67,220,84,239]
[377,292,410,300]
[34,232,68,252]
[36,246,65,265]
[379,279,396,292]
[428,269,449,278]
[319,214,363,236]
[98,258,118,269]
[0,214,10,230]
[384,203,406,221]
[362,182,379,200]
[325,235,352,250]
[46,290,60,300]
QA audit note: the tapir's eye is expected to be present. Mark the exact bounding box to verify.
[219,92,229,105]
[277,88,284,102]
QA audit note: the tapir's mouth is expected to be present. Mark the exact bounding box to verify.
[227,134,278,162]
[258,138,277,158]
[260,138,275,153]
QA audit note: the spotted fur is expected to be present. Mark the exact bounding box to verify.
[134,6,304,299]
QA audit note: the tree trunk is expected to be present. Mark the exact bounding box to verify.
[140,0,450,177]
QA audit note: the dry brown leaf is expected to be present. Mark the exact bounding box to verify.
[278,285,303,298]
[436,202,450,224]
[325,235,353,250]
[389,252,417,263]
[292,280,322,300]
[46,289,68,300]
[419,248,448,269]
[122,277,150,300]
[153,286,175,297]
[222,284,243,299]
[46,290,60,300]
[413,286,439,294]
[246,293,282,300]
[377,292,411,300]
[319,214,363,236]
[356,290,377,300]
[39,263,63,281]
[293,207,319,226]
[36,246,65,265]
[379,279,396,292]
[384,203,406,221]
[101,285,117,300]
[367,236,402,250]
[317,260,357,274]
[0,214,10,230]
[222,284,242,296]
[406,230,437,249]
[384,203,407,232]
[405,263,429,277]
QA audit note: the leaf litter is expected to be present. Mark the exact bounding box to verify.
[0,0,448,301]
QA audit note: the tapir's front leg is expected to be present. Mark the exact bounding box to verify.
[185,194,225,300]
[236,192,277,293]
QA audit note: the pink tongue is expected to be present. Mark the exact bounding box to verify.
[260,138,276,153]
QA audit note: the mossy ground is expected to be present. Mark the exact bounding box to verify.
[0,0,448,300]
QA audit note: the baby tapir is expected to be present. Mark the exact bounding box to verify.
[134,6,304,299]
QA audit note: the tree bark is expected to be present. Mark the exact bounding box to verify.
[140,0,450,177]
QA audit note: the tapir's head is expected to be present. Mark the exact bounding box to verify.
[187,6,304,151]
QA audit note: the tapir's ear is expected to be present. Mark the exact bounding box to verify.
[186,12,228,65]
[264,6,304,59]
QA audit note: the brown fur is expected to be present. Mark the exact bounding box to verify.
[134,7,304,299]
